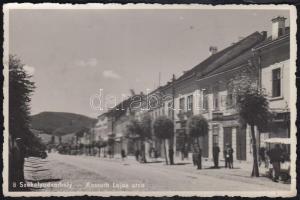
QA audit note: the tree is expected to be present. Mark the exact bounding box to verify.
[236,88,270,177]
[9,55,35,190]
[9,55,35,145]
[140,115,153,163]
[153,116,174,165]
[187,115,208,169]
[126,118,143,161]
[229,71,271,177]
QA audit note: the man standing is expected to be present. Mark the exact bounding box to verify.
[213,145,220,168]
[269,144,283,182]
[259,147,267,167]
[121,149,126,161]
[228,145,234,169]
[168,148,174,165]
[224,144,229,168]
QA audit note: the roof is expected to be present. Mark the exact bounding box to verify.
[198,32,264,78]
[145,31,265,94]
[175,39,238,82]
[253,27,290,51]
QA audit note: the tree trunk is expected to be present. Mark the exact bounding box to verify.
[164,139,169,165]
[250,125,259,177]
[142,139,147,163]
[196,137,202,170]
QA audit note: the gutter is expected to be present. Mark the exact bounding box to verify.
[195,63,249,82]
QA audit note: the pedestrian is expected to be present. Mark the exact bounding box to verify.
[154,149,158,161]
[181,146,185,161]
[259,147,267,167]
[268,144,283,182]
[228,145,234,169]
[224,144,229,168]
[196,148,202,170]
[212,145,220,168]
[108,149,112,158]
[121,149,126,161]
[135,149,140,161]
[168,148,174,165]
[224,143,233,168]
[192,152,197,166]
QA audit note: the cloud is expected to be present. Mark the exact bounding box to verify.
[23,65,35,75]
[75,58,98,67]
[102,70,121,79]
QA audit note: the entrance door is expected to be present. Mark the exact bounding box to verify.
[236,127,247,160]
[223,127,232,158]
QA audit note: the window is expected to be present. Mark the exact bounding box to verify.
[168,102,173,118]
[212,125,219,147]
[187,95,193,112]
[202,89,209,111]
[212,86,219,110]
[272,68,281,97]
[226,93,234,108]
[179,98,185,113]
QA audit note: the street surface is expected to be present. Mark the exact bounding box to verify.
[24,153,290,192]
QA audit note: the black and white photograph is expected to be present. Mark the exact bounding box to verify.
[3,4,297,197]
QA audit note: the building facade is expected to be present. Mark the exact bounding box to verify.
[89,16,291,163]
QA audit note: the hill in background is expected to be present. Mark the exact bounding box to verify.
[30,112,97,136]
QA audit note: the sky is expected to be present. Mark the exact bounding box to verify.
[9,8,290,118]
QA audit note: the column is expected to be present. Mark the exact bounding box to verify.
[219,126,224,160]
[208,124,213,159]
[232,127,237,161]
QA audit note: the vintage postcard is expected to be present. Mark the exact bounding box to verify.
[2,3,297,197]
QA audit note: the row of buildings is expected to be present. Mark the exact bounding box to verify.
[81,16,291,162]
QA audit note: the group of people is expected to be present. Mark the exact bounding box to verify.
[260,144,288,182]
[212,143,234,169]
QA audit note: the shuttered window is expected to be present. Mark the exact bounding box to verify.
[272,68,281,97]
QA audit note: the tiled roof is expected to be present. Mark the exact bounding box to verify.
[198,32,264,78]
[253,27,290,50]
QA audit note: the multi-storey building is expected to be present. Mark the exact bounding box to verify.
[253,16,290,145]
[163,31,265,162]
[91,16,291,163]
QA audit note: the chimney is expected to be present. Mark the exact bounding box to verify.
[209,46,218,56]
[261,31,267,40]
[271,16,286,40]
